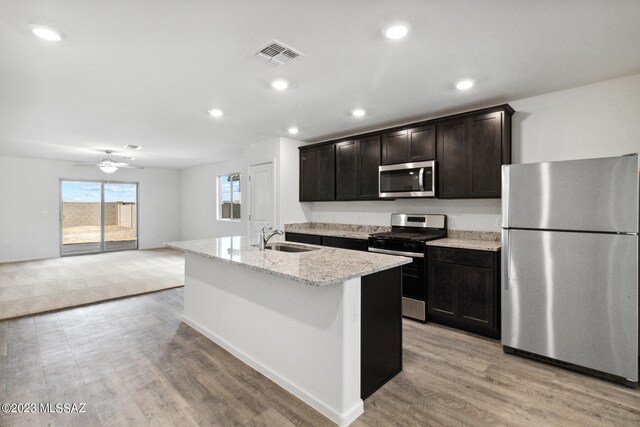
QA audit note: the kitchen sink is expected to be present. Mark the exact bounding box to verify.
[265,243,319,253]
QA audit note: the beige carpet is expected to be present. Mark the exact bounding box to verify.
[0,248,184,320]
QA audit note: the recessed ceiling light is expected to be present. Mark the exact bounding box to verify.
[384,23,409,40]
[123,144,143,150]
[29,24,64,42]
[456,80,474,90]
[288,127,299,135]
[208,109,224,117]
[271,80,289,90]
[352,109,366,118]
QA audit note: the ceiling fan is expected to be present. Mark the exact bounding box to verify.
[73,150,144,174]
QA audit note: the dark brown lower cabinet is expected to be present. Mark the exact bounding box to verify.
[321,235,369,251]
[286,232,402,398]
[283,232,322,245]
[427,246,500,339]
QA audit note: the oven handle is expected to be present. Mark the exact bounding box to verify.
[418,168,425,191]
[368,247,424,258]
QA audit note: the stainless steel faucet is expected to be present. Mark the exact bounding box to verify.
[259,223,284,250]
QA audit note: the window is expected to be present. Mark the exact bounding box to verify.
[218,173,241,220]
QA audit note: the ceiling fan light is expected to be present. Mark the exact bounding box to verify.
[99,165,118,174]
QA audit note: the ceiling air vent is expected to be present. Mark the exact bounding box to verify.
[253,40,304,65]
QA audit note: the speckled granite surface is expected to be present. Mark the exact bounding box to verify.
[285,222,501,251]
[165,236,411,286]
[284,222,390,240]
[426,230,501,252]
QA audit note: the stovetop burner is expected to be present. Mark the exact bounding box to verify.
[370,230,446,242]
[368,214,447,255]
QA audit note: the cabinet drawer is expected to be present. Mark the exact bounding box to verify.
[322,236,369,252]
[285,232,322,245]
[427,246,494,268]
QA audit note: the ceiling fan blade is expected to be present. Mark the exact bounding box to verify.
[117,165,145,169]
[73,164,99,167]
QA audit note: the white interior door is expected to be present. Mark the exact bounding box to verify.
[249,162,274,241]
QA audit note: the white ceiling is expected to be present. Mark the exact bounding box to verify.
[1,0,640,169]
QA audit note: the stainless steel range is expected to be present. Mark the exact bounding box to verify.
[368,213,447,322]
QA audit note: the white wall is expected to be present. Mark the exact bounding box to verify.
[0,156,181,263]
[180,73,640,237]
[511,73,640,164]
[280,138,311,226]
[180,138,310,241]
[307,73,640,232]
[180,158,246,241]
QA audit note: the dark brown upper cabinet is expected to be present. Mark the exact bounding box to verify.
[437,109,511,199]
[469,112,507,198]
[381,125,436,165]
[336,136,381,200]
[299,144,335,201]
[357,136,382,199]
[335,140,358,200]
[437,119,469,199]
[299,104,512,201]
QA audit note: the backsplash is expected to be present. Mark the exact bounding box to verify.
[306,199,502,232]
[285,222,390,234]
[447,230,501,241]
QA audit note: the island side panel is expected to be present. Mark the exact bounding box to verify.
[361,266,403,399]
[181,253,364,426]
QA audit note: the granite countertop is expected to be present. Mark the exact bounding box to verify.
[284,222,390,240]
[165,236,411,287]
[285,222,501,252]
[425,230,502,252]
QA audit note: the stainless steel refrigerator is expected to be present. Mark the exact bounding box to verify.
[501,154,639,387]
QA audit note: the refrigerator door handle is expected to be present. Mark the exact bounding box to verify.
[501,165,510,228]
[502,229,510,290]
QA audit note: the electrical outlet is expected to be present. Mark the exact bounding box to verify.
[450,216,458,226]
[497,218,502,227]
[350,303,359,322]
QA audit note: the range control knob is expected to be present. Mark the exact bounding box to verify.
[403,242,418,252]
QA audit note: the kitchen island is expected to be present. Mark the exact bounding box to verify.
[166,236,411,426]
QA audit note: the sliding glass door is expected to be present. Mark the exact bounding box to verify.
[60,180,138,255]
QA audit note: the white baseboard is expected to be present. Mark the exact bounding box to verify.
[182,315,364,427]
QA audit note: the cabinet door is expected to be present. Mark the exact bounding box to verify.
[357,136,381,199]
[299,148,318,201]
[469,112,503,197]
[336,141,358,200]
[381,130,409,165]
[437,119,469,198]
[316,145,336,201]
[458,266,494,331]
[408,125,436,161]
[427,261,458,321]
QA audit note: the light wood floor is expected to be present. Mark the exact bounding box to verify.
[1,288,638,426]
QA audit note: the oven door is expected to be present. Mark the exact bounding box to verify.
[401,257,427,322]
[379,160,436,198]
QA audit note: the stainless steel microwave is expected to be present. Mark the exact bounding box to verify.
[379,160,437,198]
